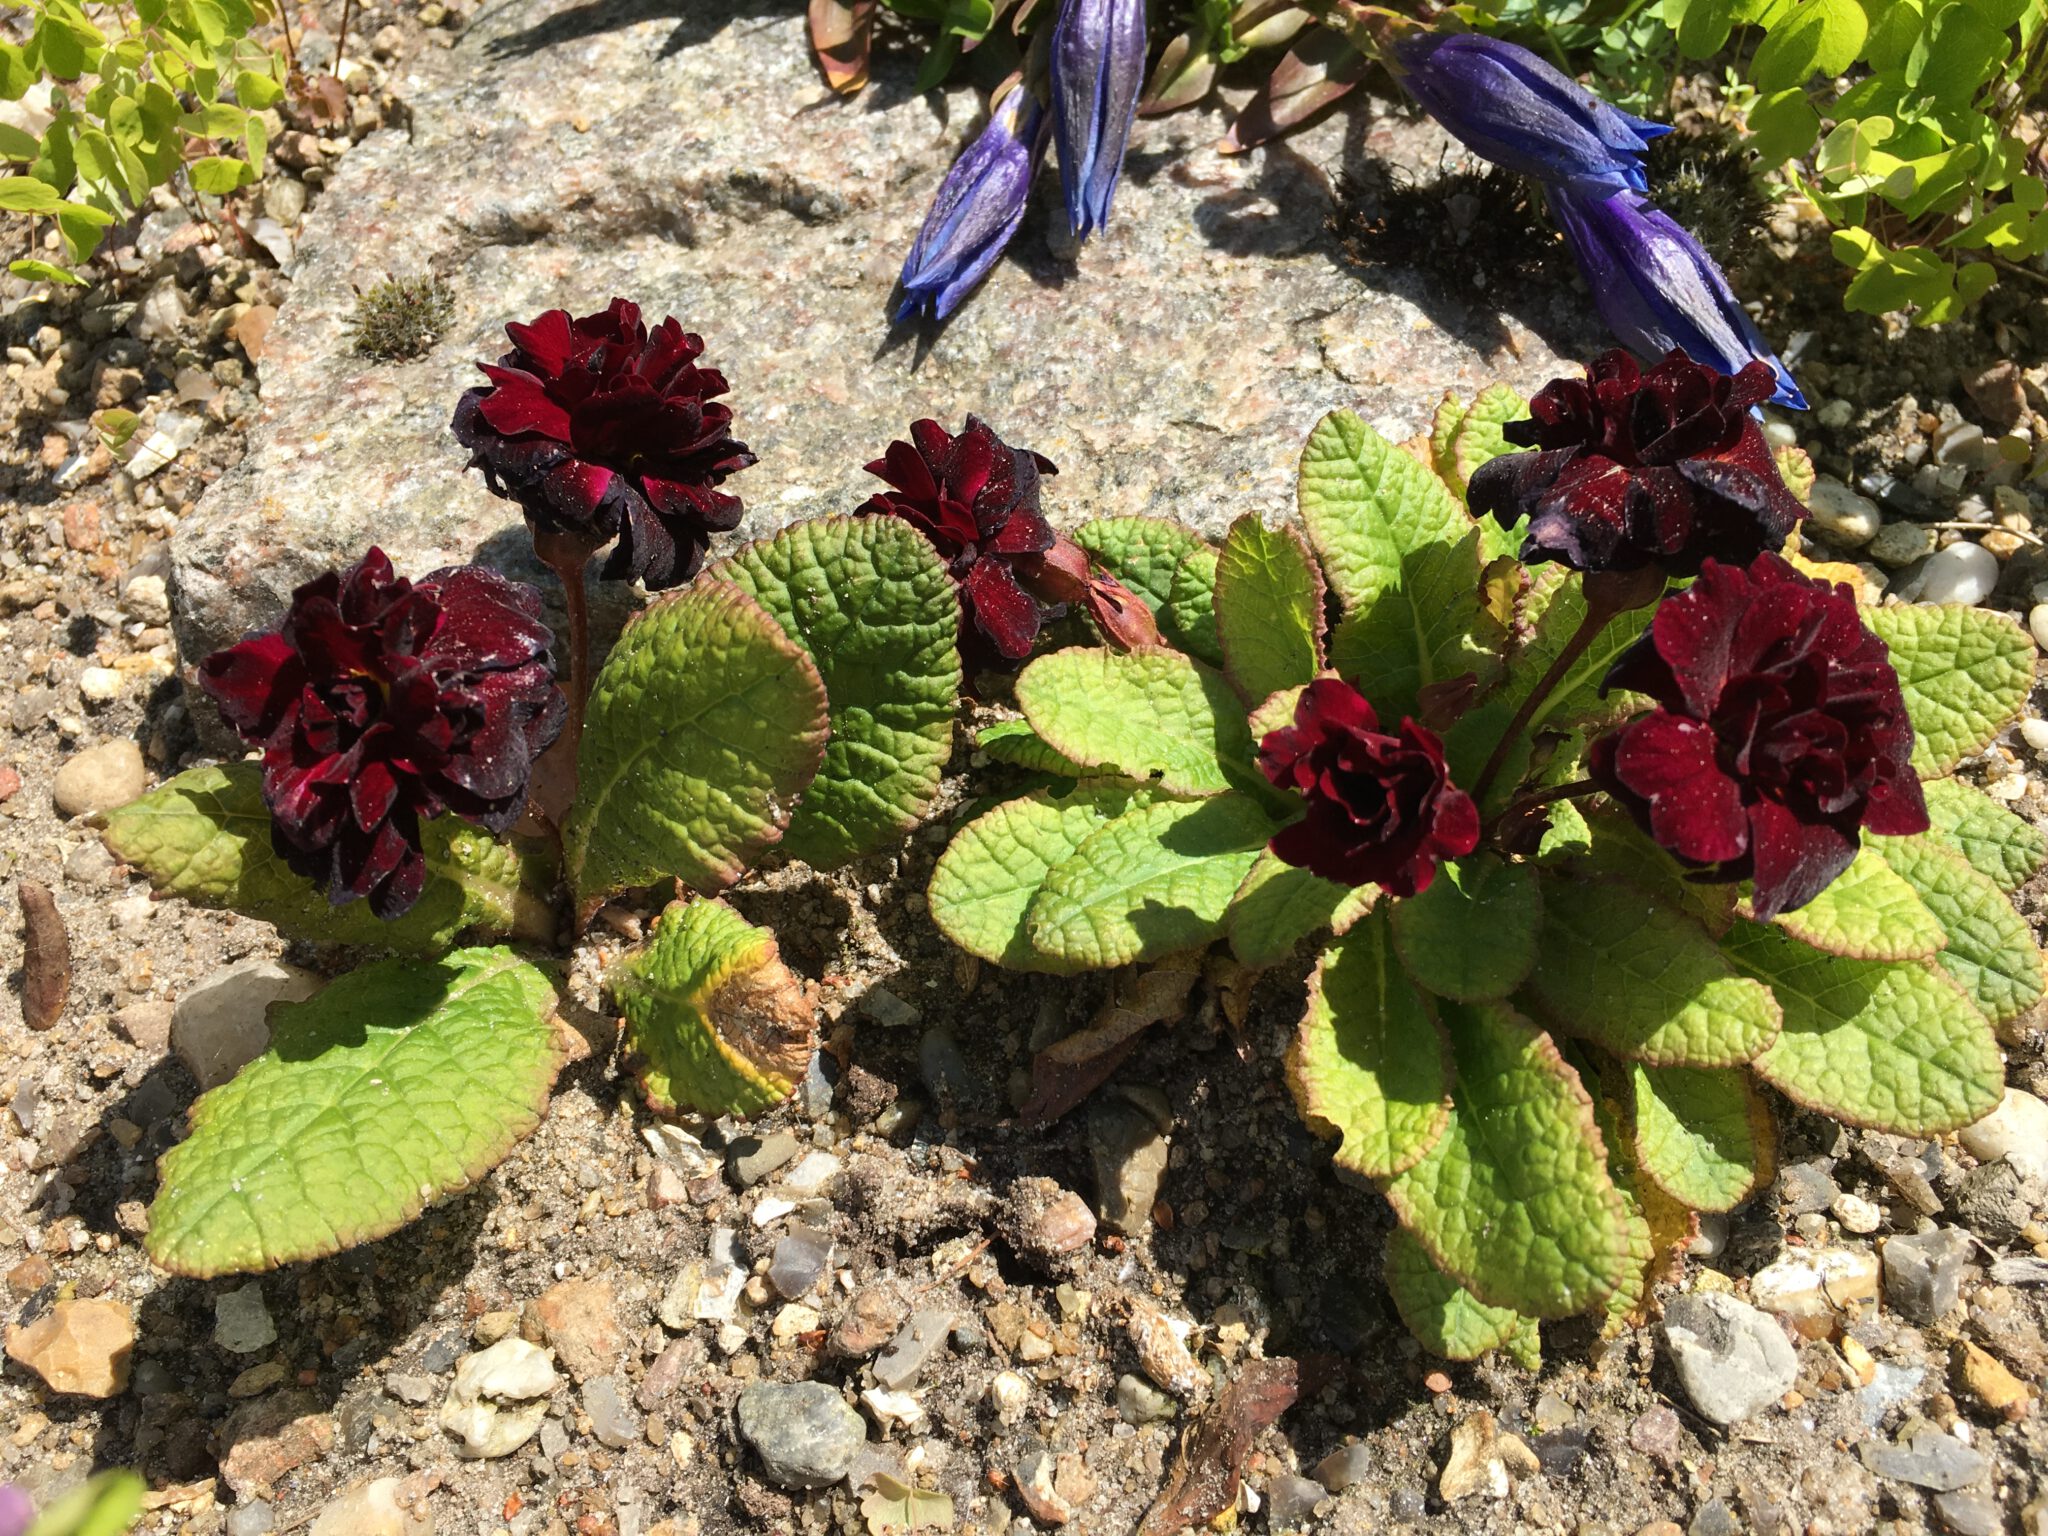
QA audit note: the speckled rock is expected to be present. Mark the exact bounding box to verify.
[167,0,1591,680]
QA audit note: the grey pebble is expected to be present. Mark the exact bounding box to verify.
[769,1224,833,1301]
[1314,1442,1372,1493]
[873,1307,953,1391]
[728,1131,802,1188]
[1859,1428,1991,1492]
[1881,1227,1972,1323]
[1660,1291,1797,1427]
[584,1375,639,1450]
[1088,1098,1169,1236]
[1932,1490,2005,1536]
[736,1380,866,1489]
[1265,1473,1324,1531]
[1116,1373,1178,1426]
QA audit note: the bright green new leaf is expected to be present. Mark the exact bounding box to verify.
[188,153,254,193]
[1675,0,1739,56]
[1384,1225,1540,1364]
[1165,545,1225,665]
[1921,776,2047,891]
[1727,920,2006,1134]
[1389,855,1542,1002]
[1525,876,1781,1065]
[712,516,961,870]
[1874,832,2046,1023]
[10,258,85,284]
[610,898,815,1117]
[146,948,561,1276]
[1768,845,1946,960]
[1907,0,2010,106]
[1382,1000,1635,1319]
[1864,603,2034,773]
[1228,849,1357,968]
[1751,0,1868,92]
[566,579,830,910]
[1289,910,1451,1178]
[1630,1061,1775,1212]
[1749,87,1822,164]
[1214,514,1324,703]
[102,761,556,952]
[0,176,62,212]
[1074,516,1210,614]
[929,780,1161,971]
[22,1470,145,1536]
[1444,383,1526,498]
[975,719,1092,776]
[1016,646,1255,796]
[1025,793,1275,969]
[1865,0,1926,70]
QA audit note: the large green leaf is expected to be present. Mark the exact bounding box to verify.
[1074,517,1210,614]
[1726,920,2006,1134]
[1630,1062,1775,1213]
[1389,855,1542,1002]
[146,948,561,1277]
[975,719,1094,776]
[1381,1001,1634,1319]
[1289,909,1451,1178]
[1440,383,1527,501]
[1864,604,2035,774]
[1751,0,1868,93]
[610,898,816,1117]
[1165,546,1225,665]
[1524,876,1781,1066]
[1015,647,1255,796]
[1213,514,1324,704]
[1921,777,2048,892]
[1025,793,1276,969]
[1874,832,2046,1023]
[929,780,1162,971]
[1228,849,1358,968]
[103,762,556,953]
[565,580,830,910]
[1768,845,1946,960]
[1384,1225,1540,1365]
[712,516,961,870]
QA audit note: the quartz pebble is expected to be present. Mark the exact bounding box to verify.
[3,1298,134,1397]
[52,738,146,817]
[173,959,322,1090]
[1915,540,2000,605]
[438,1338,559,1459]
[1881,1227,1972,1323]
[1660,1292,1797,1426]
[1808,478,1883,546]
[2032,604,2048,654]
[873,1308,953,1391]
[1959,1088,2048,1182]
[768,1223,833,1300]
[215,1283,278,1353]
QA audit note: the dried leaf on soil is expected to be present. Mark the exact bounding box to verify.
[19,878,71,1032]
[1138,1356,1300,1536]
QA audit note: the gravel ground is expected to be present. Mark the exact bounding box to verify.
[6,18,2048,1536]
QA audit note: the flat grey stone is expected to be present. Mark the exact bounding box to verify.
[1266,1473,1325,1531]
[1659,1291,1797,1427]
[1859,1428,1991,1493]
[583,1375,639,1451]
[872,1307,953,1391]
[1881,1227,1972,1323]
[1116,1372,1178,1426]
[728,1132,802,1190]
[1933,1491,2005,1536]
[1089,1098,1169,1236]
[736,1380,865,1489]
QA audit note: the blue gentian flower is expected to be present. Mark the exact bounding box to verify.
[1050,0,1147,239]
[1392,31,1670,195]
[896,88,1048,322]
[1550,186,1808,410]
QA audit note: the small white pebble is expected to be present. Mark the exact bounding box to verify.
[2031,603,2048,654]
[2021,719,2048,758]
[1991,775,2028,802]
[78,667,123,702]
[1832,1193,1883,1235]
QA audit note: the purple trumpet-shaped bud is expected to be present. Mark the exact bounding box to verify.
[1050,0,1147,240]
[896,88,1047,323]
[1550,185,1808,411]
[1391,30,1669,195]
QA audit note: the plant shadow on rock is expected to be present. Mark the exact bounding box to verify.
[484,0,802,62]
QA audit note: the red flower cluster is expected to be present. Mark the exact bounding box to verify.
[1468,349,1805,576]
[452,299,754,589]
[1589,552,1927,919]
[199,550,564,919]
[1258,678,1479,897]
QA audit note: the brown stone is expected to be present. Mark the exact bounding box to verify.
[61,502,102,552]
[230,304,277,361]
[1954,1339,2032,1421]
[5,1255,53,1295]
[831,1282,906,1360]
[0,763,19,803]
[528,1276,623,1384]
[4,1298,134,1397]
[220,1390,338,1498]
[1438,1410,1540,1502]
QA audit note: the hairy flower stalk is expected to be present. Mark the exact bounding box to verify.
[1050,0,1147,239]
[897,86,1048,322]
[1548,187,1807,410]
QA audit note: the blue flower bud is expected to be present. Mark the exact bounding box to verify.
[896,89,1048,323]
[1392,31,1669,195]
[1550,185,1808,411]
[1050,0,1147,240]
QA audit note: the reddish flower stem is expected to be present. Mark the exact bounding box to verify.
[532,526,606,771]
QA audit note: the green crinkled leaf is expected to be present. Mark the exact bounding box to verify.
[1381,999,1634,1319]
[1864,604,2035,774]
[1524,875,1781,1066]
[1289,909,1451,1178]
[1768,845,1946,960]
[102,761,556,953]
[1384,1225,1540,1364]
[1922,776,2048,892]
[929,780,1161,972]
[610,898,816,1117]
[565,580,830,910]
[1874,832,2046,1023]
[711,515,961,870]
[1573,805,1737,936]
[1630,1061,1775,1213]
[1726,919,2006,1134]
[1325,530,1488,724]
[1165,545,1224,665]
[1213,514,1324,704]
[1025,793,1276,969]
[146,948,561,1277]
[975,720,1093,777]
[1444,383,1526,499]
[1389,855,1542,1003]
[1228,849,1356,968]
[1016,646,1255,796]
[1074,516,1210,614]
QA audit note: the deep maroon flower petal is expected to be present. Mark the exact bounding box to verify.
[964,557,1043,660]
[198,549,564,919]
[454,300,753,591]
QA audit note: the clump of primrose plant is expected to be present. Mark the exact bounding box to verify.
[930,346,2039,1362]
[102,299,970,1279]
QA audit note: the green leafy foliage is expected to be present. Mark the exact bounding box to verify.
[24,1470,146,1536]
[1228,850,1357,968]
[1384,1225,1540,1365]
[1874,832,2046,1023]
[1629,1061,1776,1212]
[102,761,556,953]
[1767,845,1946,960]
[146,948,561,1277]
[1866,604,2035,774]
[565,579,830,911]
[1388,855,1541,1002]
[1014,646,1255,796]
[1921,776,2048,891]
[1213,513,1325,703]
[1165,545,1225,666]
[1074,516,1213,638]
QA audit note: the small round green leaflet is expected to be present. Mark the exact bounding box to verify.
[1872,832,2047,1024]
[564,579,830,912]
[1383,1225,1540,1366]
[1766,845,1946,961]
[101,761,557,953]
[1863,604,2035,775]
[1389,855,1541,1002]
[610,898,816,1117]
[1629,1062,1777,1213]
[1015,647,1254,796]
[145,947,562,1277]
[1725,919,2006,1135]
[1380,1000,1634,1319]
[1288,908,1450,1179]
[710,516,962,871]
